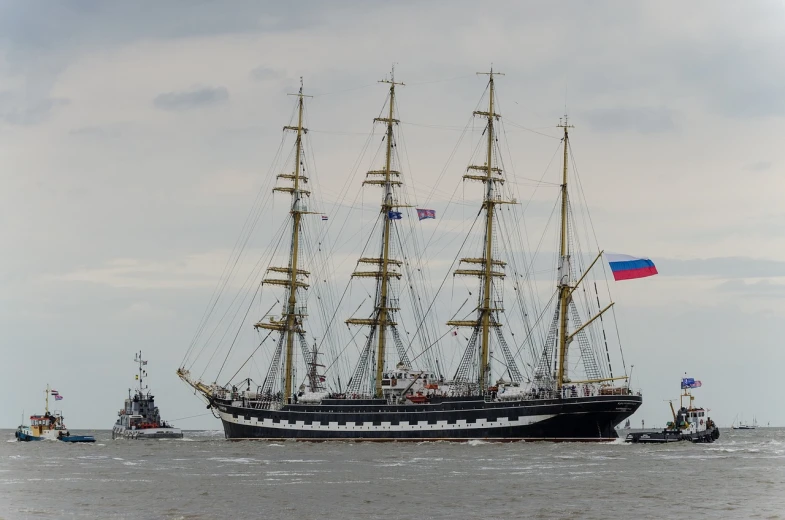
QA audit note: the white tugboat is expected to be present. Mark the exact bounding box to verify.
[112,352,183,439]
[626,377,719,444]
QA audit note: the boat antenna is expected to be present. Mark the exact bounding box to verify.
[135,350,148,394]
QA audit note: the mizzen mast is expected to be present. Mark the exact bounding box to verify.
[555,117,574,390]
[254,78,313,403]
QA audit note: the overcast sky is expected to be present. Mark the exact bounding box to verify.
[2,1,784,430]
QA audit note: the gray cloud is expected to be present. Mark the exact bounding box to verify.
[715,279,785,299]
[657,257,785,279]
[582,107,675,134]
[69,124,128,139]
[745,161,771,172]
[153,86,229,111]
[0,96,69,125]
[0,2,321,51]
[250,66,285,81]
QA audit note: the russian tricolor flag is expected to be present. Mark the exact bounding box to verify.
[605,253,658,281]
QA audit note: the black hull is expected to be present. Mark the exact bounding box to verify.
[213,394,642,441]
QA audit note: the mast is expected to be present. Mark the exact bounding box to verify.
[284,80,306,403]
[345,69,405,398]
[479,70,498,391]
[45,384,49,414]
[374,71,399,398]
[135,350,146,393]
[556,117,573,390]
[448,69,518,393]
[254,78,312,404]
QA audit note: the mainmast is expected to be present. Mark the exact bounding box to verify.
[556,118,573,390]
[254,79,312,403]
[346,68,411,398]
[449,69,519,392]
[373,71,401,398]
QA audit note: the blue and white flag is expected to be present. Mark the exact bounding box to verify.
[388,211,402,220]
[681,377,702,389]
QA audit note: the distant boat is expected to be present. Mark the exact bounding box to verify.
[624,419,631,429]
[732,415,757,430]
[15,385,95,443]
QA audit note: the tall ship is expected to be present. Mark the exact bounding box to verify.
[178,70,643,440]
[113,352,183,439]
[15,386,95,443]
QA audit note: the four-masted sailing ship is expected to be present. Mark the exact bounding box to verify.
[178,70,642,440]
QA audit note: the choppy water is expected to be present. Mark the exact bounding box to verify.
[1,428,784,519]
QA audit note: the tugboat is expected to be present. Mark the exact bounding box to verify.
[112,352,183,439]
[626,377,719,444]
[15,386,96,443]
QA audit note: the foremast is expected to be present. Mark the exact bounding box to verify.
[254,79,313,403]
[346,70,412,398]
[448,69,520,393]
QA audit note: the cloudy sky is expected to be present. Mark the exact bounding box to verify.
[2,1,784,430]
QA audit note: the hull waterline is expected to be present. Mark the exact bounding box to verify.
[213,394,641,441]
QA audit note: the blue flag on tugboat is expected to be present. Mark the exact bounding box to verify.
[388,211,402,220]
[681,377,702,389]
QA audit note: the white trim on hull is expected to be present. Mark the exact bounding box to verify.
[212,394,642,440]
[218,408,556,433]
[112,425,183,439]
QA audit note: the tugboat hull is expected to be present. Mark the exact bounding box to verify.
[58,435,96,443]
[214,394,642,441]
[15,431,44,442]
[625,427,720,444]
[112,426,183,440]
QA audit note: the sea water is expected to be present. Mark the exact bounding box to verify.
[1,428,783,519]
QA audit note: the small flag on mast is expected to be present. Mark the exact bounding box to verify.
[681,377,702,389]
[54,395,63,401]
[388,211,402,220]
[321,215,328,221]
[416,208,436,220]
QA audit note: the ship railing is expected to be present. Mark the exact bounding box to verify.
[556,384,640,399]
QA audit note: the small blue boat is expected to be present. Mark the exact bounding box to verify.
[15,385,95,443]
